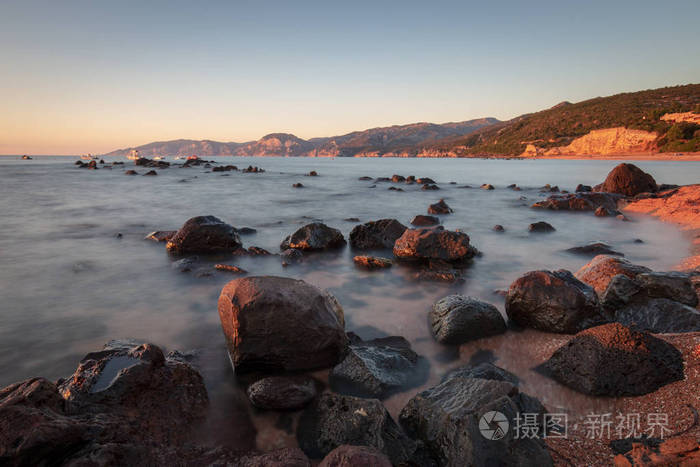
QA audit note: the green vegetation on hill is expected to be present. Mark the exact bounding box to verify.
[437,84,700,155]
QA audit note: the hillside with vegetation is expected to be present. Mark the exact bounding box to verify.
[434,84,700,156]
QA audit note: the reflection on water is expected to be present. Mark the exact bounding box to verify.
[0,156,696,452]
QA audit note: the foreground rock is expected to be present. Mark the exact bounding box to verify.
[543,323,684,396]
[575,254,651,295]
[594,163,657,196]
[319,445,391,467]
[329,334,426,399]
[166,216,241,255]
[429,295,506,344]
[297,393,416,464]
[505,270,605,333]
[246,376,317,410]
[218,276,348,372]
[353,256,393,269]
[399,364,552,467]
[281,223,346,251]
[349,219,407,250]
[528,221,556,233]
[393,228,478,264]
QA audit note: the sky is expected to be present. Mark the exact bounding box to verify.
[1,0,698,155]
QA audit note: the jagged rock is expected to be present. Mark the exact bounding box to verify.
[329,334,426,399]
[481,183,495,190]
[166,216,241,255]
[349,219,407,250]
[543,323,684,396]
[576,184,592,192]
[429,295,506,344]
[411,215,439,226]
[528,221,555,233]
[505,270,605,333]
[353,256,393,269]
[319,445,391,467]
[427,199,453,215]
[614,298,700,333]
[281,223,346,251]
[218,276,348,372]
[246,376,317,411]
[566,242,623,257]
[636,271,698,307]
[595,163,657,196]
[493,224,505,232]
[393,228,478,264]
[575,255,651,295]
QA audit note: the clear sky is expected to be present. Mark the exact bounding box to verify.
[1,0,698,155]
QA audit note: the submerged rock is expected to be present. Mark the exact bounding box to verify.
[531,192,622,212]
[166,216,241,255]
[246,376,317,411]
[349,219,407,250]
[429,295,506,344]
[505,270,605,333]
[281,223,346,251]
[566,242,623,257]
[218,276,348,373]
[411,215,439,226]
[353,256,393,269]
[281,248,304,266]
[528,221,556,233]
[427,199,453,215]
[393,228,478,264]
[543,323,684,396]
[575,254,651,295]
[594,163,657,196]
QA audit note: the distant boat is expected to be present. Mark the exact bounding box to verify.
[126,149,140,160]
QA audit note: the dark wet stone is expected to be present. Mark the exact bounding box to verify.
[393,228,478,264]
[566,242,623,257]
[429,295,506,345]
[391,174,405,182]
[349,219,407,250]
[427,199,452,215]
[281,223,346,251]
[594,163,657,196]
[493,224,505,232]
[575,184,592,192]
[411,215,439,226]
[416,177,436,184]
[441,362,519,385]
[246,376,317,410]
[528,221,555,233]
[166,216,241,255]
[353,256,393,269]
[293,183,304,188]
[236,227,257,235]
[388,186,404,191]
[614,297,700,333]
[307,171,318,176]
[143,170,158,176]
[636,271,698,307]
[531,192,622,212]
[172,257,198,272]
[281,248,303,266]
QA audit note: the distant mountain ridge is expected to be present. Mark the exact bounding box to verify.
[103,118,499,157]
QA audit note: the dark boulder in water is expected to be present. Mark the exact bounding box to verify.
[505,270,605,333]
[543,323,684,396]
[281,248,303,266]
[411,215,439,226]
[492,224,505,232]
[246,375,317,411]
[531,192,622,212]
[566,242,623,257]
[166,215,241,255]
[393,228,478,264]
[481,183,495,190]
[594,163,657,196]
[143,170,158,176]
[349,219,407,250]
[124,169,138,175]
[421,183,440,191]
[528,221,555,233]
[416,177,435,184]
[281,223,346,251]
[429,295,506,344]
[217,276,348,373]
[293,182,304,188]
[391,174,405,182]
[427,199,452,215]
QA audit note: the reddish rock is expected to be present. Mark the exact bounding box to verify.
[575,254,651,295]
[427,199,453,215]
[393,228,478,264]
[595,163,657,196]
[613,436,700,466]
[411,215,439,226]
[353,256,393,269]
[531,192,622,212]
[166,216,241,255]
[215,264,247,274]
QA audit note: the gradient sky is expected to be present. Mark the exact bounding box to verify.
[1,0,698,155]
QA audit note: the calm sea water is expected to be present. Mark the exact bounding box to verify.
[0,156,697,450]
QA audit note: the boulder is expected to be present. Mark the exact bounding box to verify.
[575,255,651,295]
[543,323,684,396]
[411,215,439,226]
[281,248,304,266]
[427,199,453,215]
[416,177,436,184]
[125,170,138,175]
[297,393,415,464]
[393,229,478,264]
[595,163,657,196]
[319,445,392,467]
[246,376,317,411]
[636,271,698,307]
[349,219,407,250]
[143,170,158,176]
[429,295,507,344]
[481,183,495,190]
[391,174,405,182]
[399,365,552,467]
[614,298,700,333]
[166,216,241,255]
[217,276,348,372]
[531,192,622,212]
[566,242,623,257]
[575,184,592,192]
[293,183,304,188]
[352,256,393,270]
[281,223,346,251]
[329,334,426,398]
[421,184,440,191]
[528,221,556,233]
[505,270,605,333]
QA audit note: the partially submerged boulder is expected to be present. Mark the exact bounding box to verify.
[543,323,684,396]
[575,255,651,295]
[281,223,346,251]
[166,216,241,255]
[531,192,622,212]
[594,163,657,196]
[528,221,556,233]
[505,270,605,333]
[352,256,393,270]
[410,215,439,226]
[218,276,348,372]
[393,228,478,264]
[349,219,407,250]
[246,376,317,411]
[566,242,623,258]
[427,199,453,215]
[429,295,507,344]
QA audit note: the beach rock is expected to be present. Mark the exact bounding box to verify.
[636,271,698,307]
[281,223,346,251]
[218,276,348,372]
[281,248,303,266]
[416,177,435,184]
[293,183,304,188]
[242,165,265,173]
[388,186,404,192]
[124,170,137,175]
[493,224,505,232]
[614,297,700,333]
[576,184,592,192]
[393,228,478,264]
[145,230,177,243]
[399,365,552,467]
[349,219,407,250]
[575,255,651,295]
[214,264,247,274]
[246,376,317,410]
[531,192,622,212]
[429,295,507,344]
[308,170,318,176]
[405,175,416,183]
[353,256,393,269]
[329,334,426,399]
[319,445,392,467]
[528,221,555,233]
[135,157,170,169]
[612,436,700,466]
[481,183,495,190]
[566,242,623,257]
[427,199,453,215]
[391,174,405,182]
[166,216,241,255]
[421,184,440,191]
[242,246,272,256]
[143,170,158,176]
[297,393,415,464]
[505,270,605,333]
[594,206,611,217]
[411,215,439,226]
[595,163,657,197]
[543,323,684,396]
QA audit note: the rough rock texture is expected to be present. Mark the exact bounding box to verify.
[246,376,317,410]
[612,436,700,466]
[595,163,658,197]
[399,364,552,467]
[352,256,393,270]
[429,295,507,344]
[505,270,605,333]
[393,228,478,264]
[411,215,439,226]
[427,199,453,215]
[636,272,699,307]
[531,192,622,212]
[281,223,346,251]
[575,255,652,295]
[544,323,684,396]
[297,393,416,464]
[349,219,407,250]
[528,221,556,233]
[218,276,348,372]
[166,215,241,255]
[329,334,426,399]
[319,445,392,467]
[614,298,700,334]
